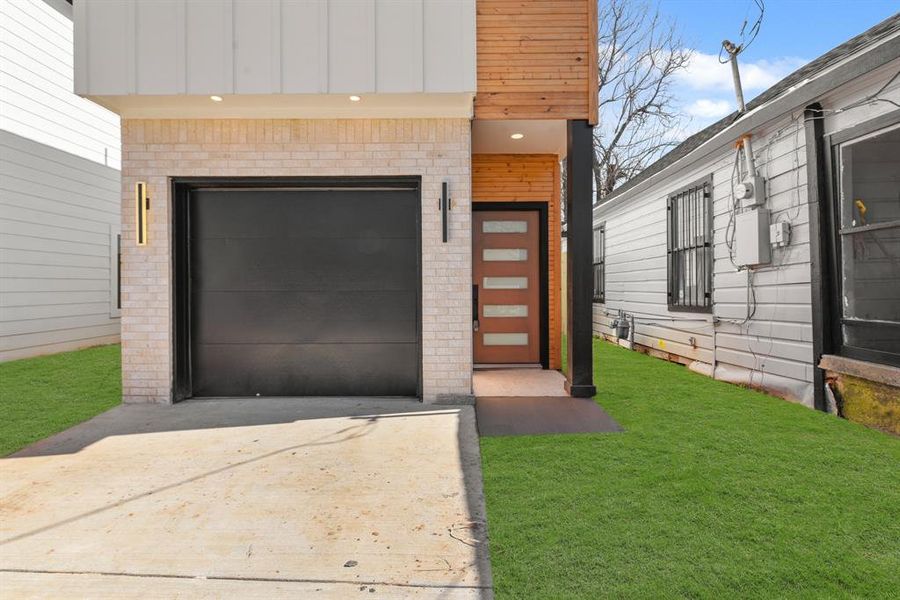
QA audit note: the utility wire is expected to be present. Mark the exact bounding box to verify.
[739,0,765,53]
[719,0,765,63]
[804,69,900,122]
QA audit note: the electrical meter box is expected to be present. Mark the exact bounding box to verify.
[735,208,771,266]
[770,221,791,247]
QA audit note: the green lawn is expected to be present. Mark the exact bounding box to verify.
[0,344,121,456]
[480,339,900,599]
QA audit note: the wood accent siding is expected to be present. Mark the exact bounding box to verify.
[588,0,598,122]
[472,154,562,368]
[475,0,598,124]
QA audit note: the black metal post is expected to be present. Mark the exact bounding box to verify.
[565,119,597,398]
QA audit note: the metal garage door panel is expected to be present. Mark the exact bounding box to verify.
[191,190,417,240]
[189,187,420,397]
[192,343,418,397]
[193,291,416,344]
[192,237,416,291]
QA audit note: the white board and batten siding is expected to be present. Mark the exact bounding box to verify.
[593,58,900,408]
[74,0,477,97]
[1,0,122,361]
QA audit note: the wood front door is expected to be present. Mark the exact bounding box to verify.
[473,210,540,364]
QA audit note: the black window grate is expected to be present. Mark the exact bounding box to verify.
[667,176,713,312]
[593,223,605,302]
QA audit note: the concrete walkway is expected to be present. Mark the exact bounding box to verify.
[0,399,492,598]
[473,368,568,397]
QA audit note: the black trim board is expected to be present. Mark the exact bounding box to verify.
[172,181,191,401]
[472,202,550,370]
[171,176,423,402]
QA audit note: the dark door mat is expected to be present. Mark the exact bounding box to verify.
[475,396,623,437]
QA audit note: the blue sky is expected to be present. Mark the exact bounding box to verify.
[656,0,899,133]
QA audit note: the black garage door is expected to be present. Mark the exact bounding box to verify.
[186,185,420,397]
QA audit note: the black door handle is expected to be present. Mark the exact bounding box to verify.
[472,284,479,332]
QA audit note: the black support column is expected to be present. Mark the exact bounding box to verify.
[565,119,597,398]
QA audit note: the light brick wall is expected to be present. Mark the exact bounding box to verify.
[120,118,472,403]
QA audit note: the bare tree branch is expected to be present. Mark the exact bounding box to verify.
[593,0,691,203]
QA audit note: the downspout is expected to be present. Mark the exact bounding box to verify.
[804,102,834,412]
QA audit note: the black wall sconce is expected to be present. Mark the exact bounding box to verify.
[439,180,452,243]
[135,181,149,246]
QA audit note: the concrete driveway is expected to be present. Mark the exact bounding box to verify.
[0,399,492,598]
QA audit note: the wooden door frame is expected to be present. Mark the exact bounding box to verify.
[472,202,549,369]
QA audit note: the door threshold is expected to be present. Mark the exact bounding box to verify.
[474,363,542,370]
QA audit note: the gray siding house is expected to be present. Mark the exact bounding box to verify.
[0,0,121,361]
[592,16,899,432]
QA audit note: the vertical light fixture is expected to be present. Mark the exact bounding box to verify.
[135,182,149,246]
[439,180,451,243]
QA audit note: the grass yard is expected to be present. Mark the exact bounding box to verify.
[480,339,900,599]
[0,344,121,456]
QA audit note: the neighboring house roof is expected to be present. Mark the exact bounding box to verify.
[599,12,900,207]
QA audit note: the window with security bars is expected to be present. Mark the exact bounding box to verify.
[593,223,605,302]
[667,176,713,312]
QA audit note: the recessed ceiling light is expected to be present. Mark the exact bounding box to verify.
[510,133,524,140]
[349,95,361,102]
[210,95,223,102]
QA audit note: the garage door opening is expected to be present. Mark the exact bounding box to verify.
[172,178,422,400]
